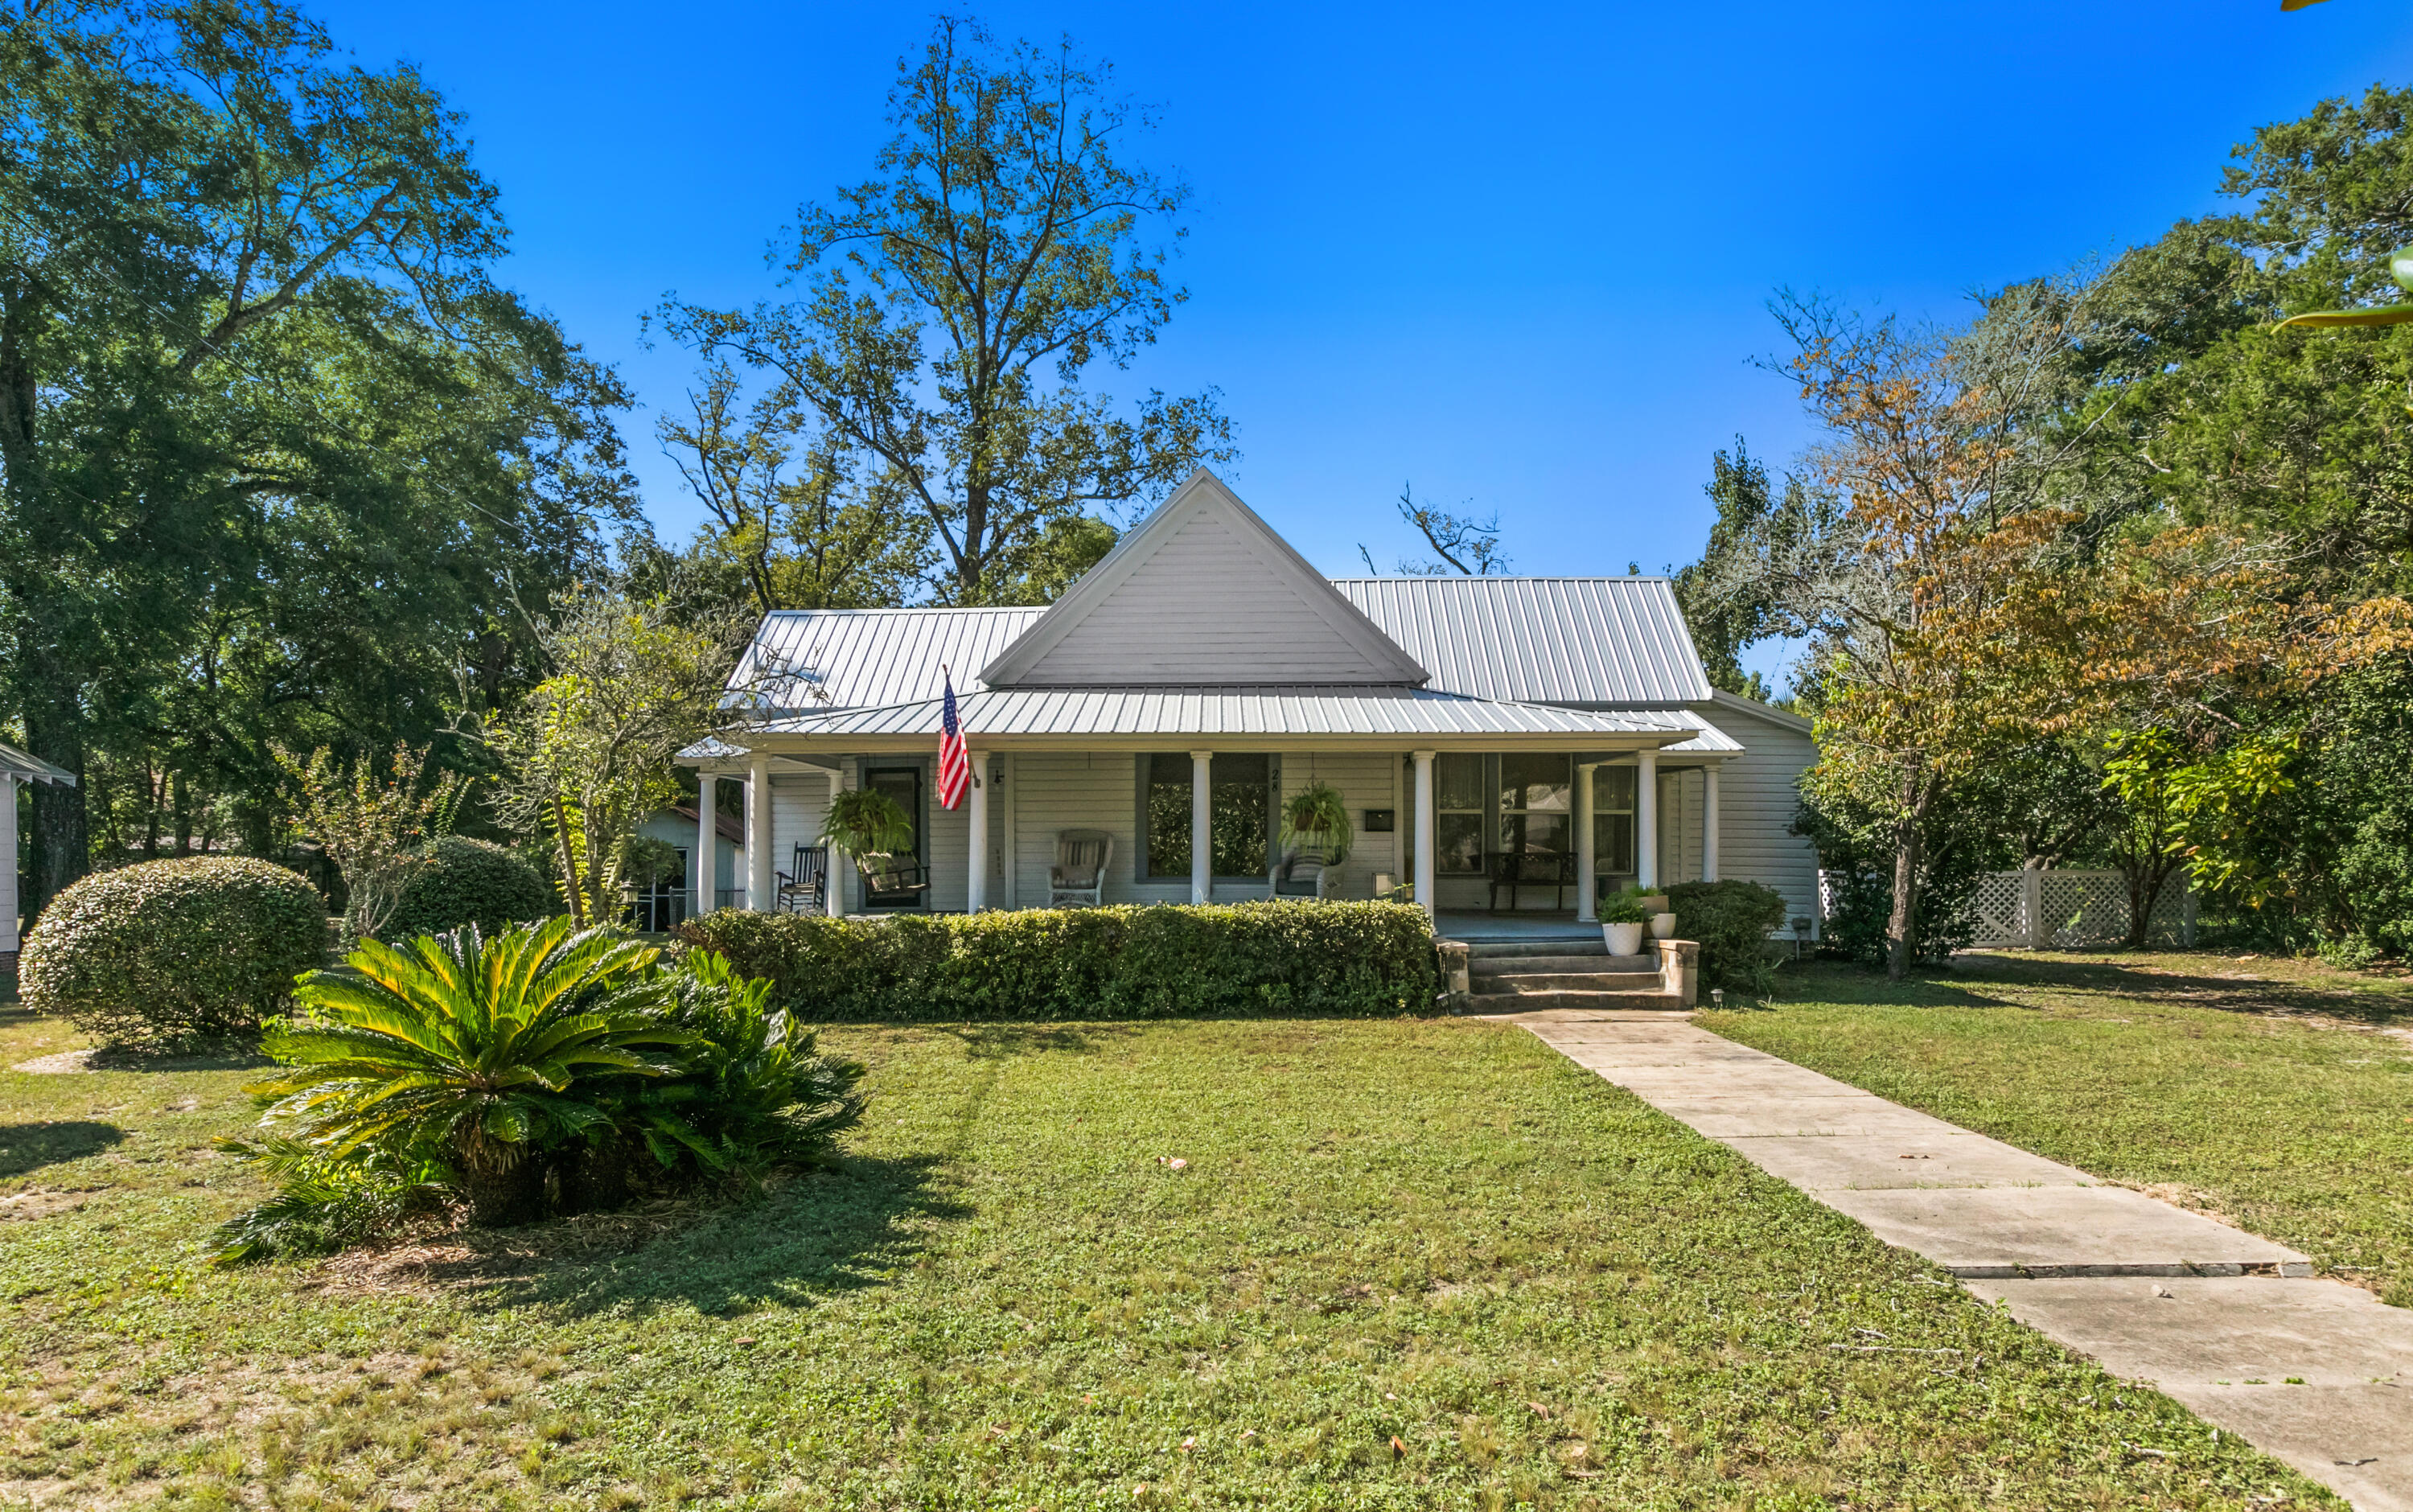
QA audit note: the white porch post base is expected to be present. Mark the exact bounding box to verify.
[1575,761,1598,922]
[1702,765,1720,883]
[1412,750,1437,926]
[695,774,719,917]
[1636,750,1659,892]
[966,751,989,913]
[1190,750,1213,905]
[747,753,775,911]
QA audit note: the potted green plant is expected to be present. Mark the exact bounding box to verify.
[1278,782,1354,865]
[820,788,915,880]
[1600,890,1650,956]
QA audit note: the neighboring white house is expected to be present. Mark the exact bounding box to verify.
[1,741,78,968]
[680,470,1819,933]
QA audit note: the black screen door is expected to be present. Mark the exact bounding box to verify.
[863,766,924,907]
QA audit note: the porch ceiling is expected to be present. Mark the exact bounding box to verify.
[703,687,1741,755]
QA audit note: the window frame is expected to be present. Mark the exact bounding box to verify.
[1136,752,1280,882]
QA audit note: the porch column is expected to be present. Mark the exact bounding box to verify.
[1412,750,1437,925]
[695,773,719,916]
[828,761,853,918]
[965,750,990,913]
[1702,765,1720,883]
[1636,749,1659,891]
[1190,750,1213,905]
[1575,762,1597,922]
[747,751,774,911]
[0,774,18,957]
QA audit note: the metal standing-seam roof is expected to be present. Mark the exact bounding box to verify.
[1331,577,1713,706]
[727,606,1045,713]
[746,687,1737,747]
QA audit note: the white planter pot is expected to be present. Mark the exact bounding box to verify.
[1604,921,1646,956]
[1650,911,1678,940]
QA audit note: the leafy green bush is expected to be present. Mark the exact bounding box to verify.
[247,918,686,1227]
[676,900,1438,1021]
[21,857,327,1047]
[1667,881,1790,996]
[208,922,868,1258]
[386,836,554,939]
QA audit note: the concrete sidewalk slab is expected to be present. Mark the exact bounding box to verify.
[2159,1386,2413,1512]
[1821,1185,2312,1278]
[1519,1016,2385,1508]
[1967,1276,2413,1387]
[1736,1132,2096,1191]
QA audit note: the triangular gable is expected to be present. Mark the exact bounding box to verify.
[980,470,1429,688]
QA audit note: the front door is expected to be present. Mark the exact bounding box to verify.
[862,766,924,908]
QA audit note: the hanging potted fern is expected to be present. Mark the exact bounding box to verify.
[820,788,915,872]
[1278,782,1354,865]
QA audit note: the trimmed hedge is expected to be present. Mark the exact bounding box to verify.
[22,857,329,1047]
[388,836,555,940]
[1667,880,1789,996]
[676,901,1439,1021]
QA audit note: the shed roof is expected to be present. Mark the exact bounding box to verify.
[1331,577,1713,706]
[0,741,75,787]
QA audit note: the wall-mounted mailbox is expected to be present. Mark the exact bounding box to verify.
[1363,808,1396,832]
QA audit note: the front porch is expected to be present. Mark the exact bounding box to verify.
[678,741,1729,931]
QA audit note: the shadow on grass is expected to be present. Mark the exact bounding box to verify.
[1776,951,2413,1029]
[0,1120,124,1178]
[1947,950,2413,1027]
[421,1151,971,1321]
[84,1041,277,1073]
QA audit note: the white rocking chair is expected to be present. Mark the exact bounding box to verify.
[1267,848,1332,901]
[1050,829,1112,907]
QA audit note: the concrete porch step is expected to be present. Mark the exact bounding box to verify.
[1464,988,1688,1014]
[1472,970,1664,994]
[1470,953,1653,977]
[1464,938,1609,959]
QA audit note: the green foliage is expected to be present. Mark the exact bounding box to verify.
[622,951,868,1181]
[20,857,327,1048]
[659,17,1233,603]
[249,919,689,1226]
[212,925,869,1253]
[387,837,556,940]
[1667,881,1789,996]
[1277,782,1354,865]
[819,787,915,860]
[1793,787,1986,968]
[0,0,634,916]
[202,1134,452,1265]
[676,902,1438,1021]
[1597,890,1650,925]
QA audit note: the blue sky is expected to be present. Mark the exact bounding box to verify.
[313,0,2413,683]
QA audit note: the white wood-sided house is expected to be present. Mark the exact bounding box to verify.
[677,471,1819,935]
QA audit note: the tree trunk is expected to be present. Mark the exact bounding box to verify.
[458,1156,547,1228]
[557,1141,634,1215]
[1885,767,1928,982]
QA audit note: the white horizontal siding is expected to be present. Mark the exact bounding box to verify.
[1276,751,1401,899]
[767,772,832,885]
[1007,752,1151,905]
[1021,511,1414,685]
[1696,705,1820,931]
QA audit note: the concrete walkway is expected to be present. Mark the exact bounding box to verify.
[1523,1013,2413,1511]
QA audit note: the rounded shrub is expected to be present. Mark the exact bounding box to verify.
[387,836,554,941]
[22,857,328,1047]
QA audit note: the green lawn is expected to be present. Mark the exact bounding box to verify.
[0,1000,2332,1510]
[1700,950,2413,1306]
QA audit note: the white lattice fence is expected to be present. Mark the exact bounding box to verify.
[1964,868,2194,949]
[1819,866,2194,949]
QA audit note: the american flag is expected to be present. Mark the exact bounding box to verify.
[936,672,969,810]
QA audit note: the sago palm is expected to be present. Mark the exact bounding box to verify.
[253,918,690,1226]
